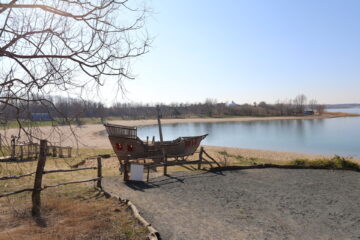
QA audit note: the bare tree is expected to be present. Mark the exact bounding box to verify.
[316,104,326,115]
[0,0,150,139]
[293,94,307,114]
[308,99,318,112]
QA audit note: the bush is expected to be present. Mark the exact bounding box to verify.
[291,156,359,170]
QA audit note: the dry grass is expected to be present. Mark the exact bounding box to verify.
[325,111,360,117]
[0,188,147,240]
[290,156,360,170]
[0,149,147,240]
[216,150,360,170]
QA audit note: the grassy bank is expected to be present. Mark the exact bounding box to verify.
[217,150,360,171]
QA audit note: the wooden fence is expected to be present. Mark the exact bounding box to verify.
[138,147,221,182]
[0,140,102,217]
[0,135,72,161]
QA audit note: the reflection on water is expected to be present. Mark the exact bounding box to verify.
[138,112,360,157]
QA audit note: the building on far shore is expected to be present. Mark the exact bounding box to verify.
[303,110,315,115]
[227,101,239,107]
[31,113,52,121]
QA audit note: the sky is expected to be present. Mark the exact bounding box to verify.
[101,0,360,105]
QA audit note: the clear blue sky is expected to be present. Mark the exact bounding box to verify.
[105,0,360,105]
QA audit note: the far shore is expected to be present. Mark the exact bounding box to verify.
[109,112,359,127]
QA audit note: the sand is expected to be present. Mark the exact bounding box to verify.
[103,169,360,240]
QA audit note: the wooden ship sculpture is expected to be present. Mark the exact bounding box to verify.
[104,106,208,180]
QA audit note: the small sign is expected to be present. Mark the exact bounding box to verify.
[130,164,144,181]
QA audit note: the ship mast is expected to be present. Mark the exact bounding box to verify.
[156,105,167,175]
[156,105,164,143]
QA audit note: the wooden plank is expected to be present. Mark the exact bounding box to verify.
[203,150,221,167]
[0,188,34,198]
[42,178,101,189]
[0,172,36,181]
[43,167,97,174]
[146,160,204,167]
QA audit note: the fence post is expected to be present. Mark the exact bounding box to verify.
[147,165,150,182]
[45,145,50,156]
[34,144,39,159]
[11,136,15,159]
[97,156,102,188]
[52,146,57,157]
[124,156,130,181]
[163,153,168,176]
[198,147,204,170]
[67,147,72,158]
[20,145,23,160]
[32,140,47,217]
[27,144,30,159]
[59,147,64,158]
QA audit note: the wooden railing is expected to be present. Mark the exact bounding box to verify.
[0,140,102,217]
[0,135,72,161]
[141,147,221,182]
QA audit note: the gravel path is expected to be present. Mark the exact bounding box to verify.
[103,169,360,240]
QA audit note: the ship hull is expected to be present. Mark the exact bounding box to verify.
[108,134,207,160]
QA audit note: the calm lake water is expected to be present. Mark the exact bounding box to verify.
[138,108,360,157]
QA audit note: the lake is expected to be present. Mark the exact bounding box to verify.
[138,108,360,157]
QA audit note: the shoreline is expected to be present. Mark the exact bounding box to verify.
[108,112,357,127]
[1,113,359,164]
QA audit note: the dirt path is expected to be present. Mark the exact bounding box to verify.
[103,169,360,240]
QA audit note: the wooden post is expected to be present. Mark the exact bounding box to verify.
[67,147,72,158]
[59,147,64,158]
[97,156,102,188]
[27,144,30,159]
[34,144,39,159]
[32,140,47,217]
[0,134,2,151]
[10,136,15,159]
[156,105,164,143]
[20,145,23,160]
[147,166,150,182]
[124,157,130,181]
[52,146,57,157]
[157,105,168,176]
[198,147,204,170]
[163,153,168,176]
[46,145,51,156]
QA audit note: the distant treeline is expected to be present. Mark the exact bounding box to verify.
[0,94,325,122]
